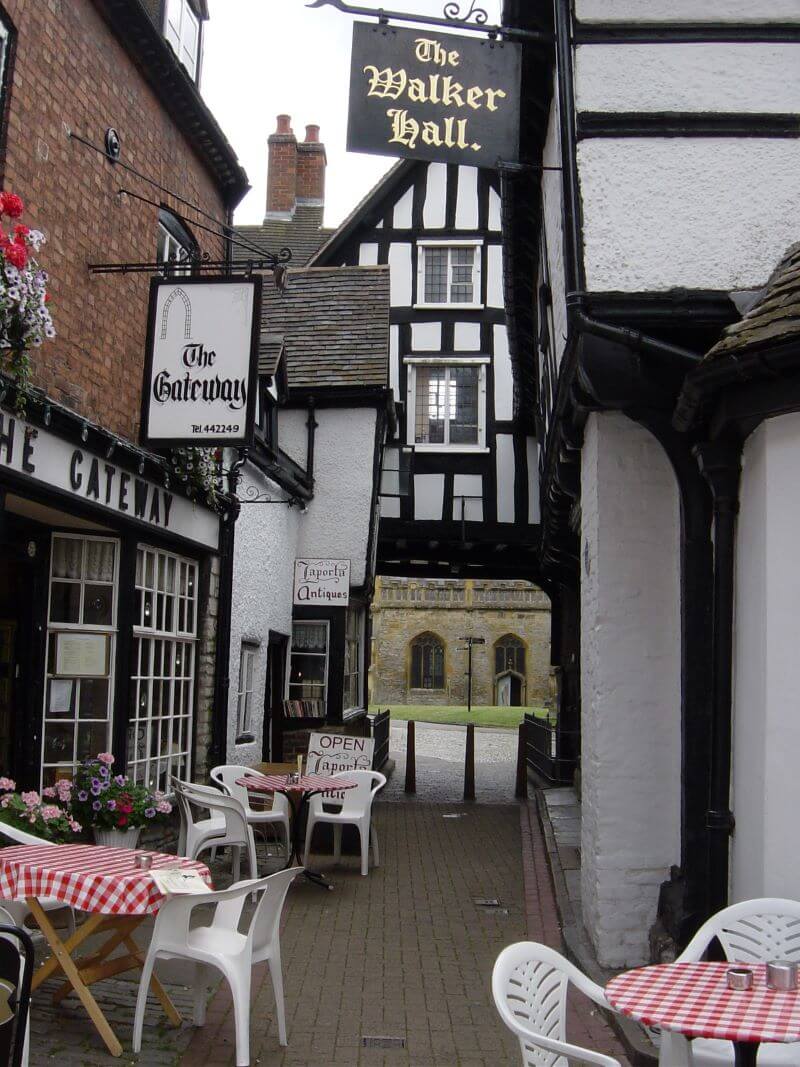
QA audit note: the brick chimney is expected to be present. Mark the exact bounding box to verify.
[296,124,326,206]
[265,114,297,221]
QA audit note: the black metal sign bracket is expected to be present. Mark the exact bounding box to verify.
[306,0,552,42]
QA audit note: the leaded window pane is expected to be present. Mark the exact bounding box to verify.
[423,247,448,303]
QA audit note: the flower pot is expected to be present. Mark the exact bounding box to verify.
[93,827,141,850]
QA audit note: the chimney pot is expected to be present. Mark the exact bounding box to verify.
[276,114,292,135]
[304,124,320,144]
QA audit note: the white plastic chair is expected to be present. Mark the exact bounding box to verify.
[303,770,385,877]
[492,941,622,1067]
[0,824,75,939]
[210,765,290,858]
[172,779,257,882]
[133,867,299,1067]
[659,898,800,1067]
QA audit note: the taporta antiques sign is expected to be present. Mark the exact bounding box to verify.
[141,276,262,448]
[347,22,521,167]
[293,559,350,606]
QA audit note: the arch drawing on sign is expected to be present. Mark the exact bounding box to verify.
[159,287,192,340]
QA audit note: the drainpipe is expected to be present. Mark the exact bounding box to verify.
[305,397,317,488]
[695,440,742,917]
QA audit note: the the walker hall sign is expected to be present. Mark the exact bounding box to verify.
[347,22,521,167]
[142,276,262,448]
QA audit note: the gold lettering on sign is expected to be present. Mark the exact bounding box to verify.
[363,34,509,156]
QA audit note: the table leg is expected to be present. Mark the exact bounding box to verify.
[27,899,123,1058]
[733,1042,759,1067]
[278,791,334,889]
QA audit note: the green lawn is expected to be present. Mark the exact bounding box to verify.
[370,704,551,730]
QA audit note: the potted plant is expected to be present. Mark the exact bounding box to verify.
[71,754,172,849]
[0,777,82,842]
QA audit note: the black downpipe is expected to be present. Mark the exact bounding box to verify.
[695,441,741,917]
[306,397,317,487]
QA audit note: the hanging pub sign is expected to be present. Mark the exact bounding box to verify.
[293,559,351,606]
[141,276,262,448]
[347,21,521,168]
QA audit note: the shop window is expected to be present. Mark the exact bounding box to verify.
[41,535,119,787]
[409,632,444,690]
[406,359,487,450]
[495,634,525,676]
[417,241,482,307]
[164,0,201,80]
[288,622,328,704]
[128,546,198,791]
[236,642,258,740]
[343,609,362,712]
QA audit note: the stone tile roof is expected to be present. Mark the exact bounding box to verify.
[260,266,390,391]
[706,243,800,360]
[258,333,284,377]
[234,205,334,268]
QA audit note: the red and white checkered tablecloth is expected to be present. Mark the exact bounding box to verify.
[0,844,213,916]
[237,773,358,795]
[607,962,800,1044]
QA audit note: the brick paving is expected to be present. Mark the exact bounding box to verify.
[26,790,633,1066]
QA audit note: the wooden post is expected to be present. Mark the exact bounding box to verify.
[404,719,416,794]
[464,723,475,801]
[515,721,528,799]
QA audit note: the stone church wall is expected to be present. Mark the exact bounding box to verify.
[370,578,551,707]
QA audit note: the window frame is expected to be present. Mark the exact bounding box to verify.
[495,635,526,677]
[157,208,198,274]
[343,608,363,713]
[128,545,199,792]
[288,621,330,706]
[409,633,446,692]
[163,0,201,81]
[415,239,483,310]
[0,8,15,185]
[405,356,489,453]
[235,641,259,742]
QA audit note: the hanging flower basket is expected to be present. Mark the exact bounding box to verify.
[0,191,56,414]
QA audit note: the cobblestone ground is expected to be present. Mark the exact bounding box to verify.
[384,720,519,804]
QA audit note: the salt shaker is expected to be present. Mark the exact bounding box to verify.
[133,852,153,871]
[767,962,798,990]
[726,967,754,990]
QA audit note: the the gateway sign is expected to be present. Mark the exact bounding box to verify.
[141,276,262,447]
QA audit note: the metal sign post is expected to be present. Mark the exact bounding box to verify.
[458,636,485,714]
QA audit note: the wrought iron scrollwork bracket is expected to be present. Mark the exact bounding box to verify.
[306,0,551,40]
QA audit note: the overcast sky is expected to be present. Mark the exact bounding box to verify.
[202,0,502,227]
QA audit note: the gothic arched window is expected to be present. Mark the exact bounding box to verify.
[495,634,525,676]
[409,633,445,690]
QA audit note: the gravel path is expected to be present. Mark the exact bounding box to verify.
[383,719,520,804]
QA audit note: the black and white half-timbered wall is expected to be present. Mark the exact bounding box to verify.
[503,0,800,974]
[311,159,540,581]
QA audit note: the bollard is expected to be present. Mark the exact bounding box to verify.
[404,719,416,794]
[515,722,528,799]
[464,722,475,801]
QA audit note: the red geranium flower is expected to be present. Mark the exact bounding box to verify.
[13,224,29,238]
[1,193,24,219]
[117,815,128,828]
[4,242,27,270]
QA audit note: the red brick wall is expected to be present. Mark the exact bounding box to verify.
[0,0,228,442]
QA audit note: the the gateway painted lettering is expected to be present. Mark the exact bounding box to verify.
[152,342,246,411]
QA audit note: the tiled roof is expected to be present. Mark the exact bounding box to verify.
[260,266,390,391]
[705,243,800,360]
[258,333,284,377]
[234,205,334,268]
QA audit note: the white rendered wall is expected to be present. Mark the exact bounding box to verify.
[577,44,800,114]
[581,412,682,967]
[493,325,514,421]
[227,462,301,764]
[278,408,308,468]
[731,414,800,902]
[577,0,800,20]
[297,407,378,588]
[578,139,800,292]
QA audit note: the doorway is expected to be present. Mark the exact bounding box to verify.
[0,549,37,778]
[263,631,288,762]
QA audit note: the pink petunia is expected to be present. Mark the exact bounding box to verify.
[0,778,15,792]
[40,805,61,822]
[42,786,56,798]
[20,791,39,808]
[97,753,115,766]
[68,819,82,833]
[155,800,172,815]
[0,795,12,809]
